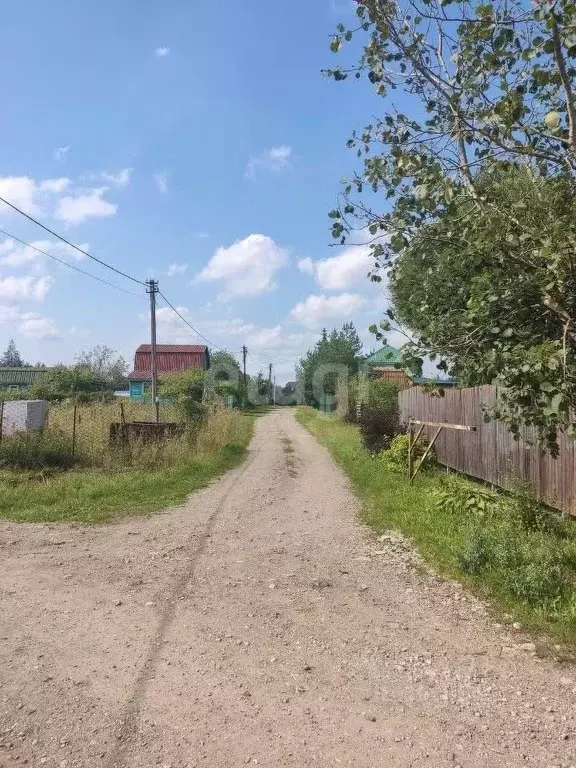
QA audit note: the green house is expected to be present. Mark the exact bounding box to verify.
[0,367,52,394]
[365,346,456,389]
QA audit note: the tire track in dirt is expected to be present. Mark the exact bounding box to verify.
[105,425,277,768]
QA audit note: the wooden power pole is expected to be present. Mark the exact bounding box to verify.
[146,278,159,416]
[242,345,248,407]
[268,363,273,406]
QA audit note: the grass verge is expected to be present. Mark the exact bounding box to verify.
[0,411,256,524]
[296,407,576,646]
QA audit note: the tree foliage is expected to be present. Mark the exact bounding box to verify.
[75,345,127,390]
[328,0,576,451]
[208,350,242,381]
[392,166,576,450]
[29,366,107,403]
[297,323,364,406]
[158,369,206,422]
[0,339,24,367]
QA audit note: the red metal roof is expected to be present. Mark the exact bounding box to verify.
[128,344,208,380]
[135,344,206,354]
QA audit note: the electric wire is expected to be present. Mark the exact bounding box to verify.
[0,195,146,285]
[157,290,225,350]
[0,228,146,300]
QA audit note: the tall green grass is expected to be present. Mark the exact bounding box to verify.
[297,407,576,645]
[0,408,256,523]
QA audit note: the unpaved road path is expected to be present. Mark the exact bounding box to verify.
[1,409,576,768]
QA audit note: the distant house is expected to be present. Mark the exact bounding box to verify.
[365,346,456,390]
[0,367,51,394]
[127,344,210,401]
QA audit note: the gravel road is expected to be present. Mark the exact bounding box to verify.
[1,408,576,768]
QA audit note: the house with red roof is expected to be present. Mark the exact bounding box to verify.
[127,344,210,400]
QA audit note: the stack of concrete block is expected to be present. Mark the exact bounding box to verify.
[2,400,48,437]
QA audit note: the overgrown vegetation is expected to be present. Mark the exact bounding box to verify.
[0,429,75,470]
[297,407,576,643]
[0,407,256,523]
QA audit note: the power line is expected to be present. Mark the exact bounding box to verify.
[157,290,225,350]
[247,348,296,368]
[0,195,146,286]
[0,228,145,300]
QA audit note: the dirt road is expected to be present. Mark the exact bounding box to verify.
[1,409,576,767]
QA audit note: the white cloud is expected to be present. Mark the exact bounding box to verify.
[0,238,87,267]
[18,312,58,339]
[299,244,372,290]
[39,178,71,194]
[247,324,283,349]
[192,231,209,239]
[155,47,170,57]
[55,188,118,225]
[197,234,289,298]
[166,263,187,277]
[0,275,53,302]
[100,168,132,187]
[0,177,41,213]
[290,293,366,328]
[154,171,168,194]
[0,305,58,338]
[297,257,315,275]
[54,145,71,162]
[0,174,123,226]
[245,145,293,179]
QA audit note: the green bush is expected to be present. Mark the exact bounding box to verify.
[458,529,492,574]
[358,405,400,453]
[336,376,398,423]
[503,555,567,604]
[368,378,399,410]
[434,475,500,520]
[382,432,433,472]
[0,429,75,469]
[158,369,206,422]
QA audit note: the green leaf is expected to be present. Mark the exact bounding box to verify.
[539,381,556,393]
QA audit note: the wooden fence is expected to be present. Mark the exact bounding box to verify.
[399,385,576,516]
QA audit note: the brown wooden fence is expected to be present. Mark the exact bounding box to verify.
[399,385,576,516]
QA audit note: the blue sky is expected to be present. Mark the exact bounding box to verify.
[0,0,392,381]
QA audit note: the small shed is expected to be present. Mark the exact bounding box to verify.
[0,367,51,394]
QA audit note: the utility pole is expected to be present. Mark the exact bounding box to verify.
[273,375,276,406]
[242,345,248,407]
[146,278,159,420]
[268,363,273,406]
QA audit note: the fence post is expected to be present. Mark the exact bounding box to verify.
[71,403,77,458]
[0,400,4,444]
[407,422,413,480]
